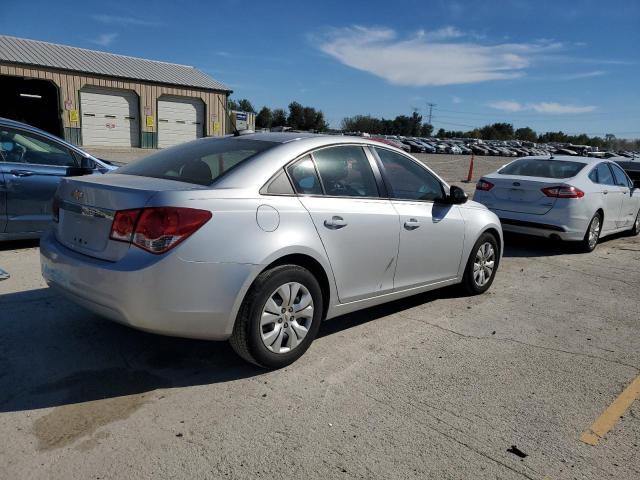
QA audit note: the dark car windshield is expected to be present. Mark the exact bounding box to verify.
[499,159,586,179]
[117,138,278,186]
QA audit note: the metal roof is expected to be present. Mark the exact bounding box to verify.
[0,35,230,92]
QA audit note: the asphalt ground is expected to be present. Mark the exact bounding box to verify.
[0,151,638,479]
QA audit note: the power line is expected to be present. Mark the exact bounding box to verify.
[426,102,436,125]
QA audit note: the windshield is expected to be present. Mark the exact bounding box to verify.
[499,159,586,179]
[117,138,278,186]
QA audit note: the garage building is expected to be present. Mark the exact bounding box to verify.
[0,35,233,148]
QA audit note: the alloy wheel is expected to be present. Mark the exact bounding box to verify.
[588,216,600,249]
[260,282,314,354]
[473,242,495,288]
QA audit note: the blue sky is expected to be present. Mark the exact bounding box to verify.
[2,0,639,137]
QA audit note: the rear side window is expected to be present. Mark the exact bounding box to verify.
[499,159,585,179]
[117,138,277,186]
[312,146,379,197]
[591,163,616,185]
[287,155,323,195]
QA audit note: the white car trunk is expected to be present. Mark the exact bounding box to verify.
[482,175,558,215]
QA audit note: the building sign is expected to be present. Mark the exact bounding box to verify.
[146,115,154,128]
[234,111,248,131]
[144,106,152,116]
[212,112,218,122]
[213,121,220,134]
[69,110,79,123]
[64,99,72,110]
[105,123,116,129]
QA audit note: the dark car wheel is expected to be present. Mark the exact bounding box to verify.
[461,232,500,295]
[580,213,602,252]
[230,265,323,369]
[629,210,640,236]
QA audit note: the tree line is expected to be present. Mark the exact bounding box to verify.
[228,98,328,131]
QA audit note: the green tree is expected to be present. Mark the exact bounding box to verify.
[436,128,446,138]
[271,108,287,127]
[287,102,305,129]
[421,123,434,137]
[237,98,256,113]
[514,127,537,142]
[227,98,239,111]
[255,107,272,129]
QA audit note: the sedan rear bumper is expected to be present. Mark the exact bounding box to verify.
[40,231,261,340]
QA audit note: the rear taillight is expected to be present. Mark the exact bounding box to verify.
[541,185,584,199]
[476,179,494,191]
[52,195,60,223]
[109,207,212,254]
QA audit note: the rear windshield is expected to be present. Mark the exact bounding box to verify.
[499,159,585,179]
[117,138,278,186]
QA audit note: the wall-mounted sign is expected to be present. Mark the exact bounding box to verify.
[235,112,248,122]
[144,106,152,116]
[212,112,218,122]
[146,116,154,128]
[69,110,79,123]
[106,123,116,129]
[213,121,220,134]
[64,100,72,110]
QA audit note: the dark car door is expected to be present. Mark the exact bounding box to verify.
[0,126,77,235]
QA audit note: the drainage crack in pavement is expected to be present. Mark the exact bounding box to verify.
[397,313,640,371]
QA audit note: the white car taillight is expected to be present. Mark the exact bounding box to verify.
[541,185,585,199]
[110,207,212,254]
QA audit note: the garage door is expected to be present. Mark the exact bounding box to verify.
[80,88,139,147]
[157,97,204,148]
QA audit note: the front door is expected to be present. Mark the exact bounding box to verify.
[287,146,400,303]
[0,126,77,234]
[373,147,465,289]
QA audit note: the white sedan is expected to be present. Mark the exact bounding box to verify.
[473,155,640,252]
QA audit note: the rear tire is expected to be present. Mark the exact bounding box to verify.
[229,265,323,369]
[628,210,640,236]
[580,213,602,252]
[461,232,500,295]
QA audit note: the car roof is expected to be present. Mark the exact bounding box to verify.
[517,155,612,165]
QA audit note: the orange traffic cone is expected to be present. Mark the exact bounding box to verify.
[463,153,475,183]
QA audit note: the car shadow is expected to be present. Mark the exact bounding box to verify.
[0,284,461,413]
[0,238,40,252]
[503,231,631,258]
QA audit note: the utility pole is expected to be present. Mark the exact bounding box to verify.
[426,103,436,125]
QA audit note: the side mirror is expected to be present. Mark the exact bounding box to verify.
[80,156,96,169]
[448,185,468,204]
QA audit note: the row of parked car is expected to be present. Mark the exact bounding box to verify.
[368,135,639,161]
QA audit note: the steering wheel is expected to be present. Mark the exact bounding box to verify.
[13,143,27,163]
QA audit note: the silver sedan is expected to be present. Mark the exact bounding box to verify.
[40,133,503,368]
[473,155,640,252]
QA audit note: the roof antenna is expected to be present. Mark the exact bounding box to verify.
[216,94,239,136]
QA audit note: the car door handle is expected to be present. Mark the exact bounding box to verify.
[603,190,608,195]
[404,218,420,230]
[324,216,347,229]
[10,169,34,177]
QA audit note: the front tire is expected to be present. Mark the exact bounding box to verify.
[230,265,323,369]
[580,213,602,252]
[461,232,500,295]
[628,210,640,236]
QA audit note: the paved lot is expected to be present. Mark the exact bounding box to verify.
[1,153,639,479]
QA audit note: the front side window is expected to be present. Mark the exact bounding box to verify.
[312,146,379,198]
[0,127,76,166]
[610,163,631,188]
[375,148,444,201]
[117,138,277,186]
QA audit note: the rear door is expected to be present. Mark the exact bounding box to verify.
[590,163,623,232]
[289,146,400,303]
[373,147,464,288]
[609,162,637,228]
[0,126,77,234]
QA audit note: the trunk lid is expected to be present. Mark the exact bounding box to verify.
[482,174,558,215]
[55,173,206,261]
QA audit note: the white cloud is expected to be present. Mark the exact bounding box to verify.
[557,70,605,80]
[488,100,524,112]
[91,14,161,27]
[91,33,118,47]
[451,96,463,104]
[317,26,562,86]
[488,100,596,114]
